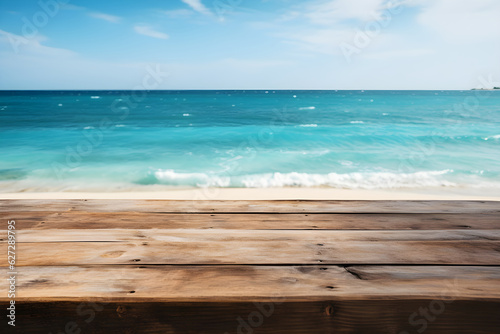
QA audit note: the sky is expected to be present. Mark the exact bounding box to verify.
[0,0,499,90]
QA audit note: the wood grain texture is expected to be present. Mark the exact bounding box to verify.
[1,265,499,302]
[1,199,499,333]
[3,300,500,334]
[2,199,499,213]
[9,240,500,266]
[2,212,499,230]
[8,228,500,242]
[5,229,500,266]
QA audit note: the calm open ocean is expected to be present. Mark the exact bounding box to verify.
[1,90,499,193]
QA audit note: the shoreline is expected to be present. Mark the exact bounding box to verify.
[1,188,499,200]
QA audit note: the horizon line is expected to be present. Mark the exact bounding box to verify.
[0,88,492,92]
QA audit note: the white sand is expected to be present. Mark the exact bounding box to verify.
[0,188,499,200]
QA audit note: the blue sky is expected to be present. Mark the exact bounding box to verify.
[0,0,499,89]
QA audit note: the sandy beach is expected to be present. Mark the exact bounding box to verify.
[1,187,499,200]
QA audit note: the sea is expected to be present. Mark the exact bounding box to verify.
[1,90,499,194]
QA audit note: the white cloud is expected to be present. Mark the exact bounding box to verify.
[181,0,212,16]
[89,12,121,23]
[416,0,500,42]
[304,0,387,25]
[362,48,435,59]
[217,58,293,69]
[265,0,406,57]
[0,29,76,56]
[163,9,194,18]
[134,25,169,39]
[60,4,86,11]
[282,29,356,55]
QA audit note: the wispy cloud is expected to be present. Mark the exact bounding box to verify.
[89,12,121,23]
[0,29,76,56]
[60,4,86,11]
[163,9,194,18]
[281,28,356,55]
[280,0,387,26]
[305,0,386,25]
[415,0,500,42]
[362,48,435,59]
[181,0,212,16]
[134,25,169,39]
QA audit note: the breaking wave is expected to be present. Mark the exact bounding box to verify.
[151,169,456,189]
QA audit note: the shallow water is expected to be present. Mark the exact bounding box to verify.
[1,90,499,192]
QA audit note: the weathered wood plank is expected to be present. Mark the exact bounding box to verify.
[2,212,499,230]
[7,237,500,266]
[2,265,499,302]
[1,199,498,333]
[6,228,500,242]
[1,199,499,213]
[3,300,500,334]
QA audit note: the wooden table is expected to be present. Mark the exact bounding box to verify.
[1,200,499,333]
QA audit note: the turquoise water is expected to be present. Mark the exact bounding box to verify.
[1,90,499,192]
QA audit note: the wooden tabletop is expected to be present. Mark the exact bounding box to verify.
[1,200,499,333]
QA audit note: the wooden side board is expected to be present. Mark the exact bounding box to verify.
[2,300,500,334]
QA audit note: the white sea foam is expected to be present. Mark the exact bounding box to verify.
[183,113,191,117]
[83,126,94,130]
[115,124,126,127]
[350,121,364,124]
[153,170,456,189]
[484,134,500,140]
[154,169,230,187]
[239,171,455,189]
[90,96,100,99]
[299,106,316,110]
[299,124,318,127]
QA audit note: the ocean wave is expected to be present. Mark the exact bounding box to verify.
[150,169,456,189]
[350,121,364,124]
[299,124,318,127]
[154,169,230,187]
[239,171,454,188]
[484,134,500,141]
[299,106,316,110]
[90,96,100,99]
